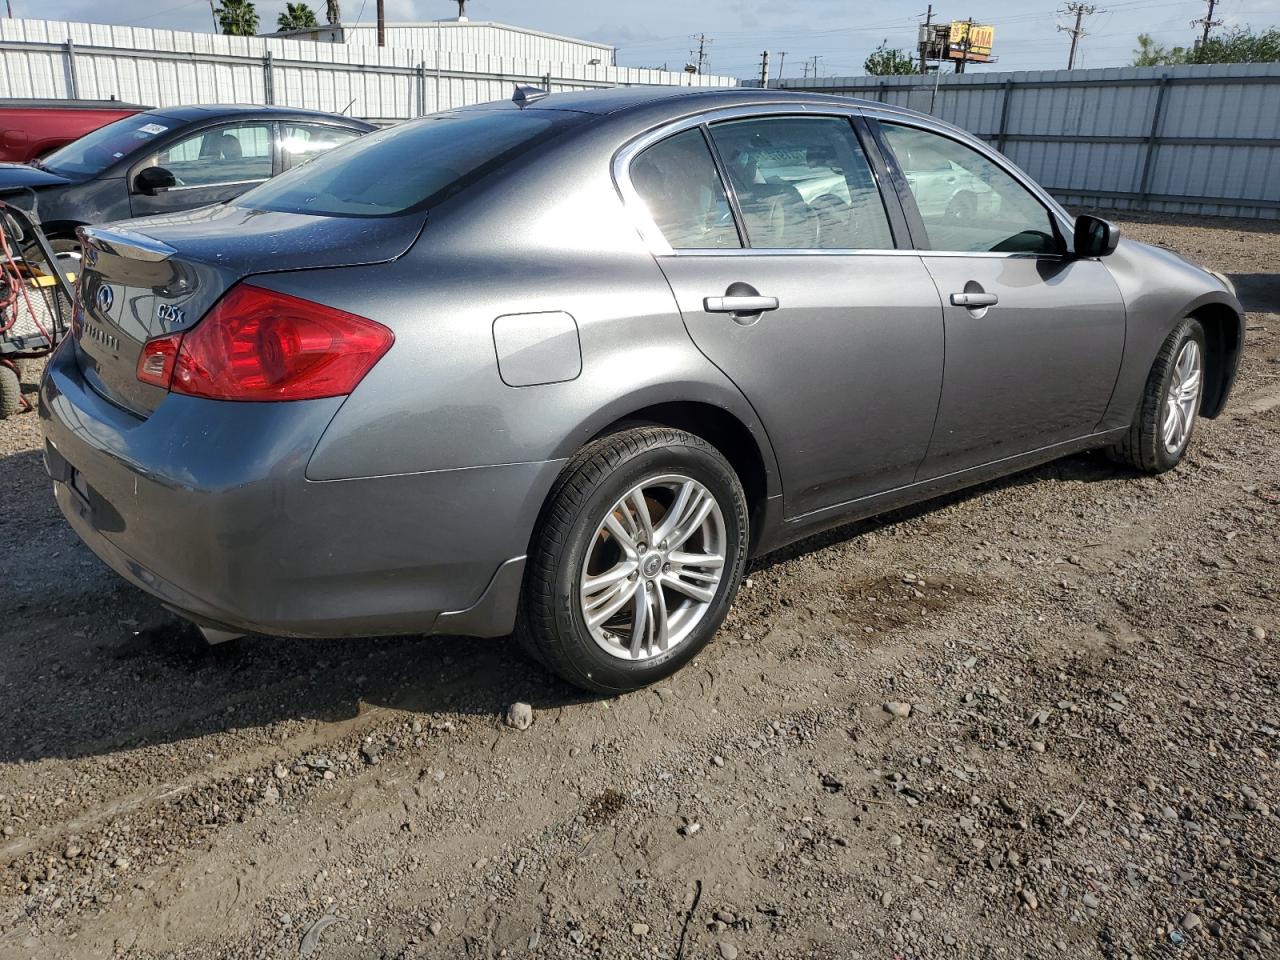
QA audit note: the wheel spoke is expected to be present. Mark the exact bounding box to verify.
[668,493,715,551]
[603,513,639,557]
[652,480,695,545]
[629,490,655,545]
[581,560,638,600]
[585,578,639,628]
[661,572,716,603]
[629,584,649,658]
[652,584,669,651]
[668,550,724,570]
[1178,371,1201,403]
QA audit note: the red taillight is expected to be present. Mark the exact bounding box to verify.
[136,331,182,388]
[136,283,393,401]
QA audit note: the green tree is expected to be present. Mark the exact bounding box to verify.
[1134,26,1280,65]
[864,40,918,75]
[277,3,318,31]
[1132,33,1189,66]
[214,0,260,36]
[1195,26,1280,63]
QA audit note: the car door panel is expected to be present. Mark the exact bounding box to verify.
[919,255,1125,477]
[874,120,1127,477]
[659,254,944,516]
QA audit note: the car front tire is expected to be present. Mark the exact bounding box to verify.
[516,426,749,694]
[1109,316,1206,474]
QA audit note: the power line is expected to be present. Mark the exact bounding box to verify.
[1058,3,1101,69]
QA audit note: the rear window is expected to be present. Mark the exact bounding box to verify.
[238,110,578,218]
[41,113,180,178]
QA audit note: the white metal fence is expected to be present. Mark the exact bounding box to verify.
[775,63,1280,220]
[0,18,735,125]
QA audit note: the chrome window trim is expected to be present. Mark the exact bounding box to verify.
[666,247,1062,261]
[612,103,866,259]
[167,177,270,193]
[864,108,1077,246]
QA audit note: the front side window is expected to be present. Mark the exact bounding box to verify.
[708,115,893,250]
[879,122,1059,255]
[145,123,273,188]
[280,123,362,171]
[630,128,740,250]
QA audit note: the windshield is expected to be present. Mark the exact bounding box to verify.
[238,109,579,218]
[41,113,182,178]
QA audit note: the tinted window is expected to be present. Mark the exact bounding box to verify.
[879,123,1059,255]
[239,110,577,218]
[709,116,893,250]
[280,122,362,171]
[40,113,182,178]
[146,123,272,188]
[631,128,739,250]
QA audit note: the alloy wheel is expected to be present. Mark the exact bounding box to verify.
[580,474,727,661]
[1162,339,1202,455]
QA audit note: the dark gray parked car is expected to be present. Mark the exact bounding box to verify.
[40,88,1243,693]
[9,104,373,262]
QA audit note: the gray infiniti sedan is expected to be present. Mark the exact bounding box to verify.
[40,88,1243,693]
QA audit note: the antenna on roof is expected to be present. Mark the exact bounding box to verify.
[512,83,549,107]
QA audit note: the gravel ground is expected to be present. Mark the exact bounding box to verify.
[0,214,1277,960]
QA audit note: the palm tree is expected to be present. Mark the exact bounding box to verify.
[451,0,468,20]
[214,0,260,36]
[277,2,318,31]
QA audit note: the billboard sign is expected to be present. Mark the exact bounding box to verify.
[948,21,995,62]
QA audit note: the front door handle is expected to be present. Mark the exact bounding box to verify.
[950,292,999,308]
[703,295,780,315]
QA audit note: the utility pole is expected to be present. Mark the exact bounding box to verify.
[810,54,821,79]
[1058,3,1099,70]
[776,51,787,82]
[918,4,933,74]
[208,0,219,32]
[376,0,385,46]
[1191,0,1222,48]
[692,33,711,74]
[955,18,974,74]
[758,50,770,88]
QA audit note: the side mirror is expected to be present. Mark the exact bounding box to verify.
[1074,215,1120,258]
[134,166,176,196]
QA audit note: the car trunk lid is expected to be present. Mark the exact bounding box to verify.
[72,204,425,417]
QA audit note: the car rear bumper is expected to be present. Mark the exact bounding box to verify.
[38,342,560,639]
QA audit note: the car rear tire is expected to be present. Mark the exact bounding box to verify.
[1109,317,1206,474]
[516,426,749,694]
[0,362,21,419]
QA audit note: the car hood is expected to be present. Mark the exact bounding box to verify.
[0,161,72,192]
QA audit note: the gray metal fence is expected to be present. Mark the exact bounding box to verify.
[776,63,1280,220]
[0,18,735,125]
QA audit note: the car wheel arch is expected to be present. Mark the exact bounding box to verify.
[548,394,781,555]
[1185,299,1243,419]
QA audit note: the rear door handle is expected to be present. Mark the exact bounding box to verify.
[703,295,780,314]
[950,292,999,308]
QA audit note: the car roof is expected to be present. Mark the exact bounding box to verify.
[520,86,933,124]
[143,104,375,127]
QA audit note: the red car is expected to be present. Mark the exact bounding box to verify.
[0,98,148,164]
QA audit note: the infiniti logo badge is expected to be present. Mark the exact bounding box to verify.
[96,284,114,313]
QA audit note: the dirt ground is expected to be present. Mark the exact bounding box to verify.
[0,214,1277,960]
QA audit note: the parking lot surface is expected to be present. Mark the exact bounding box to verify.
[0,214,1277,959]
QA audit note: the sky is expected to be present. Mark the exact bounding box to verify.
[14,0,1280,79]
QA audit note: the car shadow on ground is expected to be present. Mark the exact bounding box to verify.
[0,444,1131,766]
[1226,273,1280,314]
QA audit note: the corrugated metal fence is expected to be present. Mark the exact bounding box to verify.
[777,63,1280,220]
[0,18,735,125]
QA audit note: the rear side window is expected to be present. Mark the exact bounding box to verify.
[708,116,893,250]
[879,122,1060,255]
[631,128,740,250]
[239,110,578,218]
